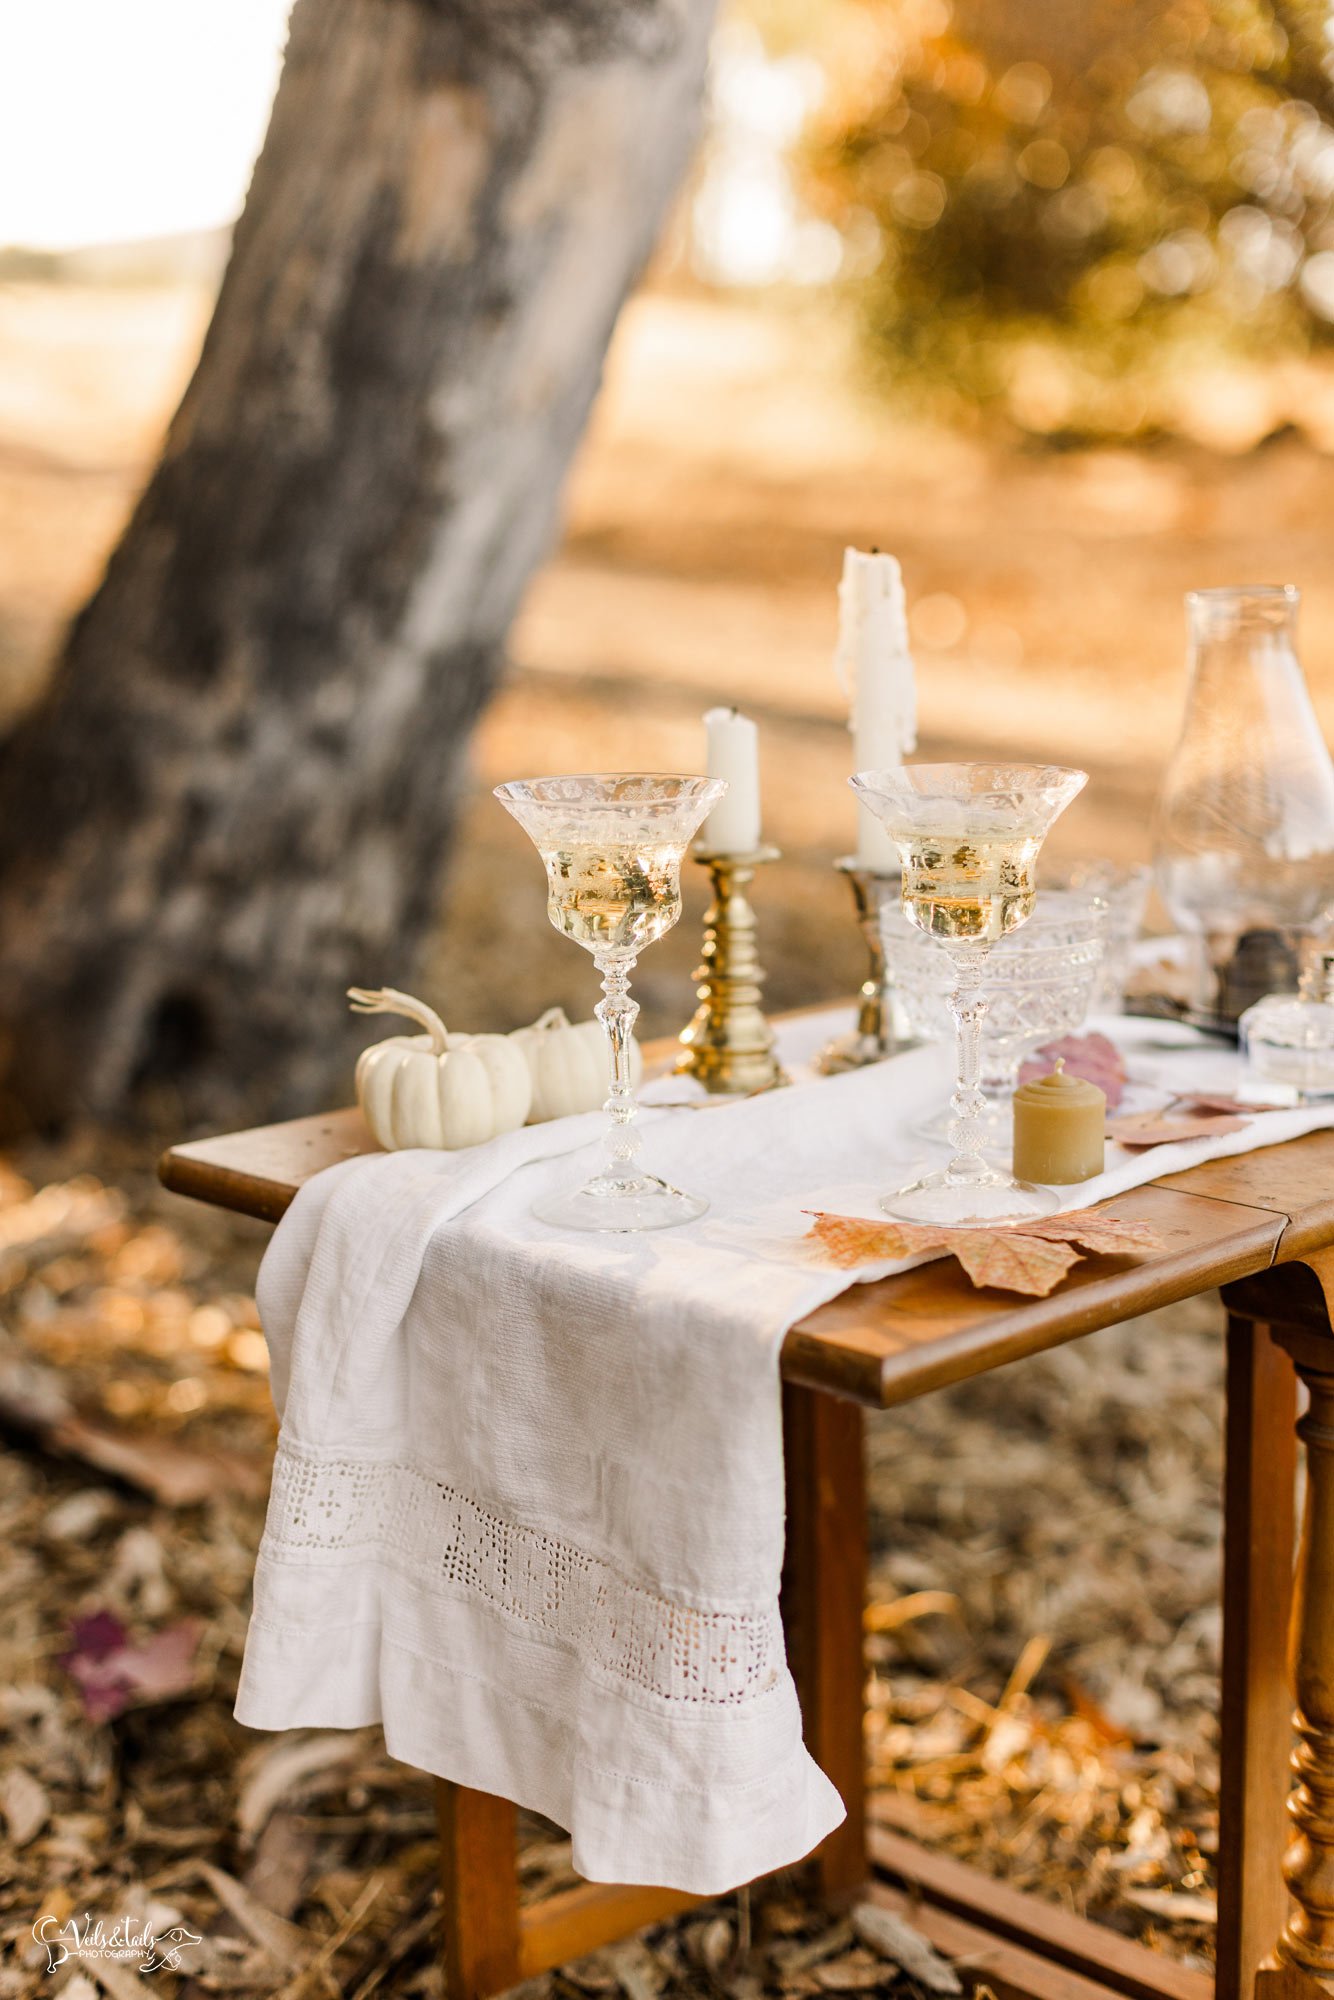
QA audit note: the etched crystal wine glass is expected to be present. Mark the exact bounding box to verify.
[495,773,726,1231]
[849,763,1088,1226]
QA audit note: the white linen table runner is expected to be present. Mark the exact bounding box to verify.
[237,1009,1334,1892]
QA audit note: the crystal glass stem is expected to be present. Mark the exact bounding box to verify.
[945,944,991,1186]
[596,953,642,1184]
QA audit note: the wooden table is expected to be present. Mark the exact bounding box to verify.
[160,1048,1334,2000]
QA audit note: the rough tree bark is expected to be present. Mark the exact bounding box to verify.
[0,0,715,1128]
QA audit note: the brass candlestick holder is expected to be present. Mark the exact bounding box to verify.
[817,858,905,1075]
[676,846,789,1094]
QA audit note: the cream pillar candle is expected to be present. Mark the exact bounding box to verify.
[835,549,917,871]
[701,706,761,853]
[1011,1059,1106,1185]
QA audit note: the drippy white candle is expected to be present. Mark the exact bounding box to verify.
[835,549,917,870]
[702,706,761,853]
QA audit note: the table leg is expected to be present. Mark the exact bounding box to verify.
[781,1381,868,1898]
[436,1779,520,2000]
[1226,1257,1334,2000]
[1217,1313,1299,2000]
[1271,1333,1334,1986]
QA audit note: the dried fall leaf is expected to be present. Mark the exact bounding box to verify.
[1123,1887,1218,1924]
[806,1209,1158,1296]
[1108,1112,1248,1148]
[1017,1213,1164,1256]
[948,1232,1081,1296]
[1176,1092,1285,1116]
[60,1613,201,1724]
[1019,1032,1127,1110]
[236,1730,375,1846]
[804,1212,943,1268]
[0,1764,50,1846]
[851,1904,962,1996]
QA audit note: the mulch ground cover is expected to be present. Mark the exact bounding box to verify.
[0,1138,1223,1996]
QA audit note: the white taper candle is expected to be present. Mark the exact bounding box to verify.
[701,707,761,853]
[835,549,917,870]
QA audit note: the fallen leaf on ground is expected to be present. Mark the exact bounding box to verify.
[769,1921,854,1974]
[812,1952,887,1990]
[60,1612,202,1723]
[600,1937,668,2000]
[0,1764,49,1846]
[197,1861,315,1972]
[1019,1032,1127,1109]
[0,1330,265,1504]
[53,1412,266,1505]
[1123,1887,1218,1924]
[236,1729,375,1846]
[851,1903,962,1995]
[75,1957,159,2000]
[1108,1112,1248,1148]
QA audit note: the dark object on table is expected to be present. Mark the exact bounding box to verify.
[1219,928,1302,1024]
[1122,993,1239,1042]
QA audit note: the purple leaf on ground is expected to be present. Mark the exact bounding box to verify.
[60,1613,201,1723]
[62,1609,127,1664]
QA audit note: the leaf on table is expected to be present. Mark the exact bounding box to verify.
[1108,1111,1248,1148]
[1017,1213,1164,1256]
[1018,1032,1128,1109]
[1175,1092,1286,1116]
[803,1212,949,1268]
[948,1232,1081,1296]
[807,1207,1161,1297]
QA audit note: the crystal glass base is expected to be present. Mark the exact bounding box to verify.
[533,1171,708,1233]
[881,1169,1060,1227]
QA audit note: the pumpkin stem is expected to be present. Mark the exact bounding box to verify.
[348,987,449,1054]
[532,1006,572,1032]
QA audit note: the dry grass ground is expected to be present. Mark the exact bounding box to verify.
[0,271,1312,1989]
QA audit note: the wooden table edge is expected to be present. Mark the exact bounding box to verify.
[158,1107,1312,1410]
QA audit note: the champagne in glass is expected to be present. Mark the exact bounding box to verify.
[851,763,1088,1227]
[495,774,726,1232]
[899,830,1041,943]
[542,841,685,954]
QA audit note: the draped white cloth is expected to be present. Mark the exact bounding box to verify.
[236,1009,1334,1892]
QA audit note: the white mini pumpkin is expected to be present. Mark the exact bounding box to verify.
[349,988,532,1150]
[510,1005,643,1123]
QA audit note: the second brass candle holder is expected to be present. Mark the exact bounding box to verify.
[816,858,907,1075]
[676,846,789,1095]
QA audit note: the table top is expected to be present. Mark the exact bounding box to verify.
[158,1024,1334,1410]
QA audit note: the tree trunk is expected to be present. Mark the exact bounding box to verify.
[0,0,715,1130]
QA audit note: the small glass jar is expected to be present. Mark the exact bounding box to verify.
[1241,953,1334,1098]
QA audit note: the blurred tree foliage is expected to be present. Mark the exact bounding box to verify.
[787,0,1334,434]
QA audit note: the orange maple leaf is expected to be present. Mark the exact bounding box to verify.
[804,1204,1164,1297]
[1017,1213,1163,1256]
[947,1232,1082,1296]
[803,1212,930,1268]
